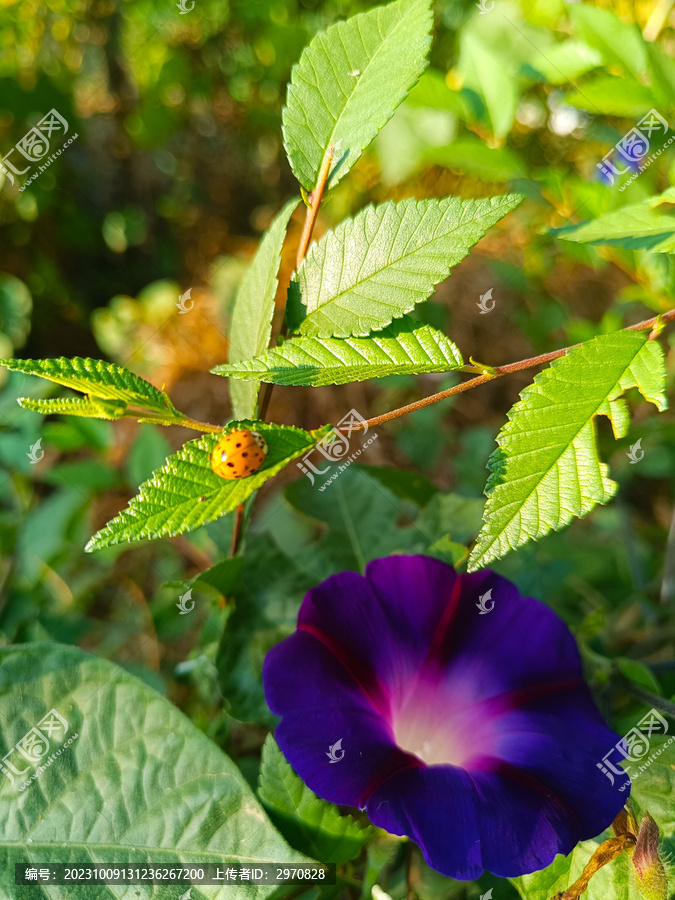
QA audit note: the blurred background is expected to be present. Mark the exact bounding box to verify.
[1,1,675,890]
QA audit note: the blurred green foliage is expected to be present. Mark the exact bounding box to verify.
[2,0,675,894]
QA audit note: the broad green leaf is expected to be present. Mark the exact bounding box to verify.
[86,420,327,551]
[425,136,525,183]
[0,356,175,416]
[512,837,645,900]
[214,317,463,386]
[629,740,675,838]
[228,198,299,420]
[287,194,522,337]
[0,643,307,900]
[284,465,426,576]
[557,197,675,253]
[520,39,602,85]
[18,395,128,420]
[565,75,657,116]
[567,3,648,82]
[258,736,372,865]
[469,331,667,571]
[282,0,433,191]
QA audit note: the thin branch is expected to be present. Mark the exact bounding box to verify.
[346,308,675,431]
[296,145,335,269]
[230,503,245,557]
[238,150,337,552]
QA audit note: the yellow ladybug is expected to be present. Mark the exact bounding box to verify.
[211,429,268,480]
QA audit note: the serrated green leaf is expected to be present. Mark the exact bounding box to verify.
[287,194,522,337]
[86,420,324,551]
[214,317,463,386]
[469,331,667,571]
[229,198,299,419]
[258,736,372,865]
[1,356,174,415]
[0,643,307,900]
[18,395,128,420]
[282,0,433,191]
[557,196,675,254]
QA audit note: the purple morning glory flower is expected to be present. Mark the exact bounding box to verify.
[263,555,629,879]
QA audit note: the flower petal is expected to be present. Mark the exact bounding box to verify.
[366,765,483,880]
[264,630,421,806]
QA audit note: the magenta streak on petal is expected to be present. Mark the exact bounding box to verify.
[474,678,586,717]
[424,575,464,666]
[298,622,393,718]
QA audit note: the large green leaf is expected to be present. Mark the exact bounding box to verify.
[565,75,657,116]
[282,0,433,191]
[86,420,327,551]
[512,838,645,900]
[228,198,299,420]
[557,196,675,253]
[258,736,372,865]
[469,331,667,571]
[567,2,648,82]
[214,317,463,386]
[287,194,522,337]
[0,643,307,900]
[1,356,176,417]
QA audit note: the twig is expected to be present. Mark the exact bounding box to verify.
[230,503,245,557]
[296,145,335,268]
[343,308,675,431]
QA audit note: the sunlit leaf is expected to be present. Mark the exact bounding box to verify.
[287,194,522,337]
[86,420,327,550]
[282,0,433,190]
[215,317,463,386]
[469,331,667,570]
[228,198,299,419]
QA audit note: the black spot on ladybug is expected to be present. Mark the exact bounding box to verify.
[236,442,242,448]
[227,462,234,468]
[242,452,248,458]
